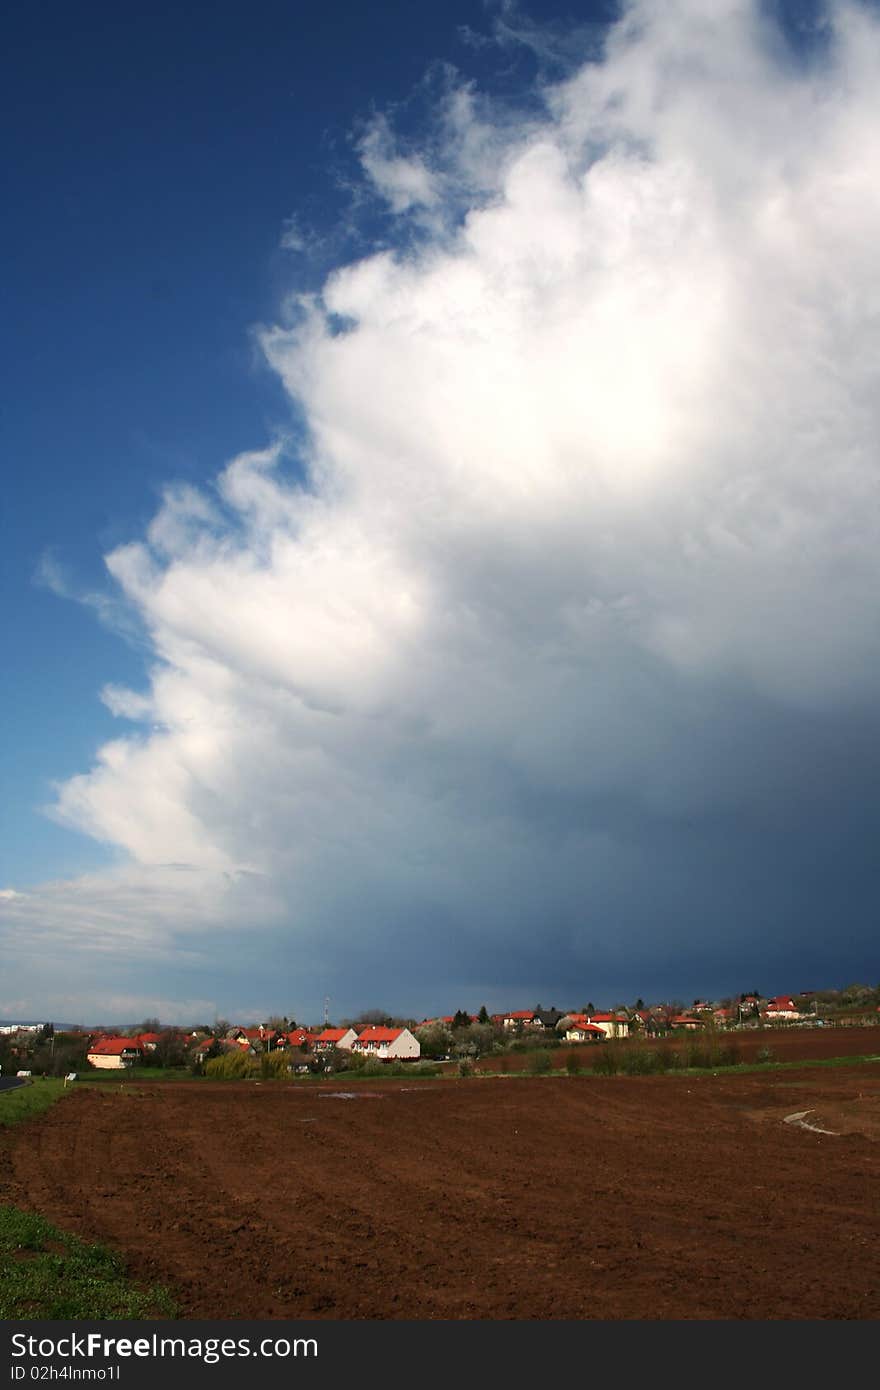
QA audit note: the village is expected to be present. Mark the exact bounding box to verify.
[2,984,878,1076]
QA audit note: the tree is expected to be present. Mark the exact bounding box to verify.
[452,1010,471,1030]
[153,1030,186,1068]
[137,1018,162,1034]
[478,1005,490,1025]
[634,998,645,1011]
[414,1026,450,1059]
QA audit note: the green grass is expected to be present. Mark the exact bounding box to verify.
[0,1207,176,1319]
[84,1066,196,1082]
[0,1077,67,1126]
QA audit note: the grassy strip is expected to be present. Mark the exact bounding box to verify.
[0,1207,176,1319]
[0,1077,67,1126]
[82,1067,197,1083]
[474,1052,880,1079]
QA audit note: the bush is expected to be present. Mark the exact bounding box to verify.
[458,1059,474,1077]
[204,1050,258,1080]
[527,1050,552,1075]
[565,1052,582,1075]
[619,1047,662,1075]
[591,1046,620,1075]
[265,1049,293,1077]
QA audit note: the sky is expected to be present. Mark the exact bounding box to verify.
[2,0,879,1026]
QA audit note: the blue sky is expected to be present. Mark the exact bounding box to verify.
[3,0,596,883]
[3,0,879,1024]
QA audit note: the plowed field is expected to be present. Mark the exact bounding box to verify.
[2,1035,878,1320]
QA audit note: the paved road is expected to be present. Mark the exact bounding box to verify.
[0,1075,28,1092]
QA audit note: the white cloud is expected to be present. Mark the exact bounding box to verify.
[6,0,880,1016]
[358,114,441,213]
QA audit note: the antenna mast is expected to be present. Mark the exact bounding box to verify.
[323,996,330,1026]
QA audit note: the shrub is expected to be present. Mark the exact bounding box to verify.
[591,1046,620,1075]
[565,1052,582,1075]
[204,1050,258,1080]
[619,1047,662,1075]
[265,1049,292,1078]
[527,1049,552,1075]
[683,1044,713,1070]
[458,1059,474,1077]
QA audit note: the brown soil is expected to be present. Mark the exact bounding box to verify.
[2,1039,878,1320]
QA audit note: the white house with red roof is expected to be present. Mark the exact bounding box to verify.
[352,1027,420,1061]
[500,1010,543,1030]
[763,996,802,1021]
[562,1016,606,1043]
[313,1028,357,1053]
[587,1012,630,1040]
[87,1038,144,1070]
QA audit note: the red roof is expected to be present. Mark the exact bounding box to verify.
[357,1027,404,1044]
[88,1038,143,1056]
[315,1028,349,1043]
[135,1032,161,1044]
[567,1022,604,1035]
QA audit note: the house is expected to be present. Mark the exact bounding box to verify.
[669,1015,705,1031]
[352,1027,421,1061]
[763,996,801,1022]
[188,1036,226,1063]
[587,1012,630,1040]
[500,1010,543,1031]
[562,1017,605,1043]
[87,1038,144,1070]
[313,1028,357,1053]
[534,1008,565,1030]
[134,1032,161,1051]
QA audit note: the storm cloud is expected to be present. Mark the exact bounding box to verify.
[5,0,880,1021]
